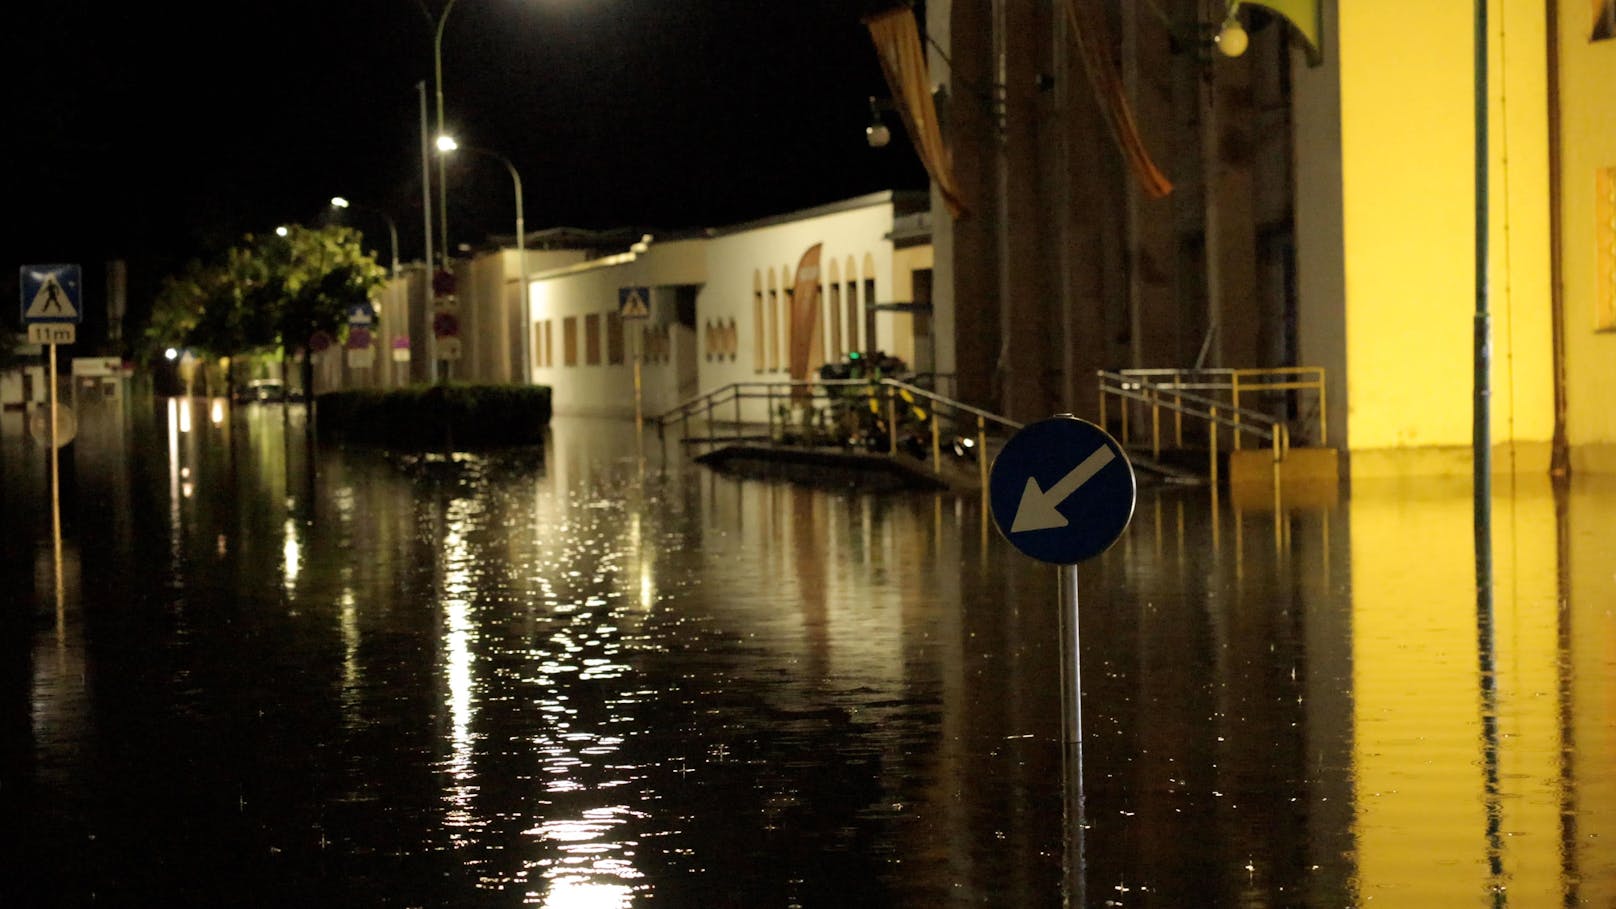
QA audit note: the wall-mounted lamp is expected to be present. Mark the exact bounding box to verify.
[866,96,895,148]
[1214,0,1249,57]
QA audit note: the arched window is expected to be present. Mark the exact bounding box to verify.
[767,269,780,372]
[752,271,765,373]
[827,258,843,359]
[862,253,878,352]
[726,317,738,359]
[844,256,860,353]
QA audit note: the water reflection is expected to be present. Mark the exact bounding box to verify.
[2,404,1614,905]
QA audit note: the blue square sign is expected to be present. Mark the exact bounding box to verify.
[21,264,83,324]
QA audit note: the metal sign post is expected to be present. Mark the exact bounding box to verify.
[21,265,84,611]
[989,414,1136,909]
[619,287,651,433]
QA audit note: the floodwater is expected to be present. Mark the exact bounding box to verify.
[2,396,1613,907]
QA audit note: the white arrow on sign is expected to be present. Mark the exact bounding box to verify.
[1011,445,1117,533]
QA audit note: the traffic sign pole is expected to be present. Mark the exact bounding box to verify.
[988,414,1134,909]
[48,343,64,609]
[1061,564,1086,909]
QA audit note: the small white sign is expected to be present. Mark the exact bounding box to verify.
[346,347,375,369]
[27,323,76,345]
[72,357,122,376]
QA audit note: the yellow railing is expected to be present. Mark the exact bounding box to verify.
[1106,367,1326,450]
[1097,370,1292,489]
[654,378,1020,488]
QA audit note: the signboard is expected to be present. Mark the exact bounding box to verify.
[347,302,375,325]
[27,323,76,345]
[391,335,411,363]
[20,264,83,325]
[72,357,123,377]
[988,415,1136,565]
[618,286,651,320]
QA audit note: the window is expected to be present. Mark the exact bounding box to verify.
[532,321,547,368]
[704,320,715,361]
[563,316,578,366]
[767,273,780,372]
[752,282,765,373]
[607,311,625,365]
[1596,1,1615,40]
[585,313,602,365]
[828,260,843,359]
[845,278,860,352]
[726,317,738,359]
[783,285,795,369]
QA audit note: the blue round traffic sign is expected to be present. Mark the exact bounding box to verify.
[989,416,1136,564]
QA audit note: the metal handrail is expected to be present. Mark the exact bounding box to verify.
[1098,369,1291,489]
[1115,366,1327,448]
[653,377,1021,487]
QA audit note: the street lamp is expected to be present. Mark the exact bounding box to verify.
[438,135,529,383]
[432,0,461,270]
[331,196,401,279]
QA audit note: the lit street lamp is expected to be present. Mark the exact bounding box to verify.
[330,196,401,279]
[438,135,529,383]
[432,0,460,270]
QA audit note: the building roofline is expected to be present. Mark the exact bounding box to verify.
[705,190,928,237]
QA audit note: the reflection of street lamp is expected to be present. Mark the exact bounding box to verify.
[331,196,401,279]
[438,135,529,382]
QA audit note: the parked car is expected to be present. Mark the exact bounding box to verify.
[236,379,286,403]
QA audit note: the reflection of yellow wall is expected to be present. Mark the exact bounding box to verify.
[1557,3,1616,471]
[1569,476,1616,905]
[1350,477,1570,904]
[1338,0,1553,473]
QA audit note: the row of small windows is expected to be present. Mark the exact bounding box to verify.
[532,315,674,367]
[698,255,879,372]
[532,312,625,369]
[704,318,738,360]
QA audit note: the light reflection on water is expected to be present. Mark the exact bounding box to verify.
[1,401,1614,906]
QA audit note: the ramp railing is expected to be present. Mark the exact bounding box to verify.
[1097,370,1293,488]
[654,378,1022,487]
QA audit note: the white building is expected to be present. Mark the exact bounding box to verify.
[527,191,933,419]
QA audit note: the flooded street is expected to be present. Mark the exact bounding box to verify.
[3,398,1614,907]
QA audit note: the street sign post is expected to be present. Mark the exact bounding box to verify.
[20,264,82,612]
[618,287,651,430]
[988,414,1136,909]
[989,415,1136,565]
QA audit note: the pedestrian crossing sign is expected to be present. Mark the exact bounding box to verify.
[20,264,83,324]
[618,286,651,320]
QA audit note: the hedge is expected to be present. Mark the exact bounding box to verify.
[315,384,552,448]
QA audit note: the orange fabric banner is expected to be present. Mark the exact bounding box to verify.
[788,244,824,400]
[865,7,970,219]
[1062,0,1173,199]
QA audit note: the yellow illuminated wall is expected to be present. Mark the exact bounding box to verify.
[1556,2,1616,471]
[1333,0,1554,474]
[1350,477,1572,903]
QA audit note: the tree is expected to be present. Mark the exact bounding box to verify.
[143,225,385,400]
[249,225,386,399]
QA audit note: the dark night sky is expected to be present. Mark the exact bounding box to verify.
[7,0,926,325]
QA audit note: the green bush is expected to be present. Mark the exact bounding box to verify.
[315,384,552,448]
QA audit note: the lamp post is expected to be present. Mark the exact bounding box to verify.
[438,136,529,383]
[433,0,461,270]
[330,196,401,279]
